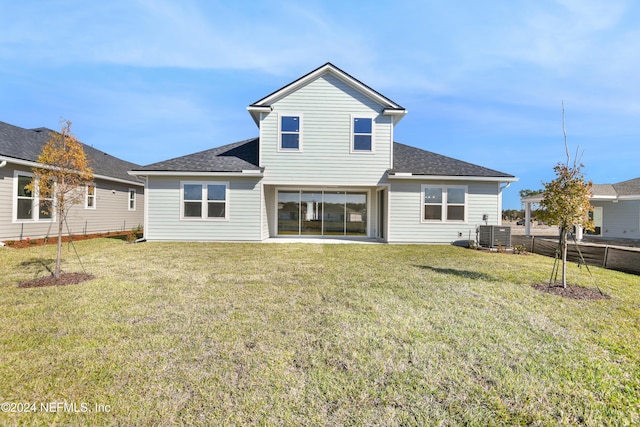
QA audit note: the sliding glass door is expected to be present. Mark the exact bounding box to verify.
[277,190,367,237]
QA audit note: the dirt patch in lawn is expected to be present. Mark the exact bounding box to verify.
[18,273,95,288]
[532,283,610,300]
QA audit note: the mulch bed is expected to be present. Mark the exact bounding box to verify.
[4,232,131,249]
[18,272,96,288]
[532,283,610,300]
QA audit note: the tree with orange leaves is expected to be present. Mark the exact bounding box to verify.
[28,120,93,278]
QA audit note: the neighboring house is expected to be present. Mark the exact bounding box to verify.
[0,121,144,242]
[522,178,640,239]
[130,63,517,243]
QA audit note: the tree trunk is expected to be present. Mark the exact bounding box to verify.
[561,229,568,288]
[55,214,63,279]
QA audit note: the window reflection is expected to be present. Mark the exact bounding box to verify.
[277,190,367,236]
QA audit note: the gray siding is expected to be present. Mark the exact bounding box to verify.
[0,163,144,241]
[145,176,263,241]
[387,180,502,243]
[592,200,640,239]
[260,74,392,185]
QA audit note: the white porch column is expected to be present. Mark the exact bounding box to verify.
[575,225,583,241]
[525,201,531,236]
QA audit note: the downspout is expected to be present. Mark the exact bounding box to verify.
[0,162,5,244]
[498,182,512,226]
[139,176,148,242]
[0,160,7,244]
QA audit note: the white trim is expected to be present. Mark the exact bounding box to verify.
[180,180,229,221]
[85,184,97,209]
[12,170,56,223]
[383,108,408,125]
[141,176,149,240]
[274,187,372,237]
[258,111,265,166]
[129,171,262,177]
[420,184,468,224]
[262,179,381,187]
[382,108,407,116]
[277,112,303,152]
[350,114,376,153]
[128,188,137,211]
[247,106,271,113]
[389,173,518,183]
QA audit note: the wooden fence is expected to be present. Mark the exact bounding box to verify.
[512,235,640,276]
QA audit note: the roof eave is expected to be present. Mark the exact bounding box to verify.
[246,105,272,126]
[1,155,143,186]
[388,173,518,183]
[128,170,264,177]
[383,108,408,125]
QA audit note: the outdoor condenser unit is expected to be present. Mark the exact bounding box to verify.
[478,225,511,248]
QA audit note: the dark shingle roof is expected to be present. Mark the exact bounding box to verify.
[612,177,640,196]
[134,138,513,179]
[134,138,261,172]
[391,142,514,178]
[0,121,142,184]
[591,184,617,197]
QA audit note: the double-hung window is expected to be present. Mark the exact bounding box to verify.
[280,115,301,150]
[352,117,373,152]
[86,185,96,209]
[182,182,228,220]
[14,171,54,222]
[422,185,467,222]
[128,189,136,211]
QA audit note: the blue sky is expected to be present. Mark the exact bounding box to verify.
[1,0,638,209]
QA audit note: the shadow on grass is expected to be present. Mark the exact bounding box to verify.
[20,258,56,277]
[415,265,497,282]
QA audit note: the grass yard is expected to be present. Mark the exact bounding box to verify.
[1,239,639,426]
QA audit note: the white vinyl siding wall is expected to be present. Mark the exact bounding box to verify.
[387,180,502,243]
[591,200,640,239]
[260,74,392,186]
[0,163,144,241]
[145,176,263,241]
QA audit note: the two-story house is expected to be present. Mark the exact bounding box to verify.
[130,63,517,243]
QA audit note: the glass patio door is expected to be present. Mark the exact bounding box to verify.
[277,190,367,237]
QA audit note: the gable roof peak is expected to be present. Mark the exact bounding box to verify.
[247,62,407,125]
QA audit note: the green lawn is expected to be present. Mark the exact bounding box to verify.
[1,239,638,426]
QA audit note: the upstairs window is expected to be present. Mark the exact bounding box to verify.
[422,185,467,222]
[280,115,301,150]
[181,182,228,220]
[352,117,373,152]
